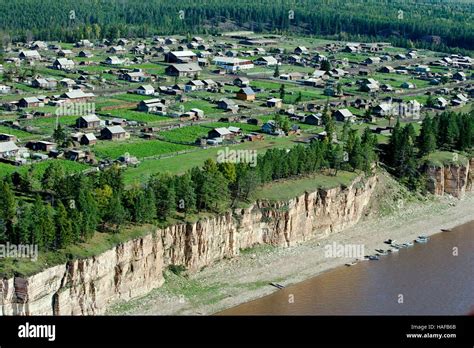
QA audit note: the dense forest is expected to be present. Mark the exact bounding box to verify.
[0,0,472,52]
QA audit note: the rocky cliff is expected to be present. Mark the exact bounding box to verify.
[1,175,377,315]
[425,158,473,198]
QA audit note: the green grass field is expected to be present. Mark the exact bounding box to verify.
[93,139,192,159]
[0,160,89,180]
[0,125,37,140]
[122,136,298,184]
[423,151,468,167]
[100,108,170,123]
[252,171,359,201]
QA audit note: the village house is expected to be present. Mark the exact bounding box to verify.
[0,85,12,94]
[185,80,205,91]
[76,39,94,48]
[137,98,167,114]
[208,127,233,140]
[19,50,41,60]
[104,56,123,65]
[266,98,283,108]
[0,141,19,158]
[76,114,101,129]
[101,126,129,141]
[53,58,75,71]
[78,50,93,58]
[165,63,202,77]
[453,71,466,81]
[0,133,17,142]
[380,66,395,73]
[32,77,57,89]
[80,133,97,145]
[434,97,449,109]
[217,98,238,112]
[58,49,74,57]
[61,90,95,102]
[304,113,323,125]
[236,87,256,101]
[373,103,393,117]
[31,41,47,50]
[212,57,254,72]
[26,140,56,152]
[18,97,41,108]
[122,71,147,82]
[333,109,356,122]
[254,56,278,66]
[165,51,197,63]
[294,46,309,55]
[108,46,126,54]
[452,93,469,107]
[136,85,155,95]
[365,57,381,65]
[401,81,416,89]
[261,120,284,136]
[233,77,250,87]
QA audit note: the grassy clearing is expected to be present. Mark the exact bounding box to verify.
[93,139,192,159]
[100,108,170,123]
[160,125,210,143]
[252,171,360,201]
[0,125,37,140]
[423,151,468,167]
[122,136,297,184]
[0,160,89,180]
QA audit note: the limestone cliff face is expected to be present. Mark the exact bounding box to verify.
[1,233,164,315]
[425,159,472,198]
[1,175,377,315]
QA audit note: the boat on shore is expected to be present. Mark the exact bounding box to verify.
[415,237,428,244]
[441,228,452,232]
[345,260,358,266]
[367,255,380,261]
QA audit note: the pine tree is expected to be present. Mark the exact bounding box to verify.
[417,116,437,156]
[0,180,17,242]
[273,64,280,77]
[55,201,73,248]
[174,172,196,214]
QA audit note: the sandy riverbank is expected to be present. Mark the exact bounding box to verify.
[108,187,474,316]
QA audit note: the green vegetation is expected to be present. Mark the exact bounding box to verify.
[1,0,471,52]
[94,139,192,159]
[253,171,359,201]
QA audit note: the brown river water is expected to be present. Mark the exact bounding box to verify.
[219,221,474,315]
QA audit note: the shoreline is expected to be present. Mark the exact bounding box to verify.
[107,191,474,316]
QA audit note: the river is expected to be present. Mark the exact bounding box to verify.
[219,221,474,315]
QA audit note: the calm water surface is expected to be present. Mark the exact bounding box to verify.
[219,221,474,315]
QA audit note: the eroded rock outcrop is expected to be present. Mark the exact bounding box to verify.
[1,175,377,315]
[425,158,472,198]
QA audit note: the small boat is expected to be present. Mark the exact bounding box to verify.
[441,228,452,232]
[375,249,388,256]
[415,237,428,244]
[368,255,380,261]
[269,282,285,289]
[388,247,399,253]
[418,235,430,240]
[345,260,358,266]
[403,241,414,247]
[384,239,395,245]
